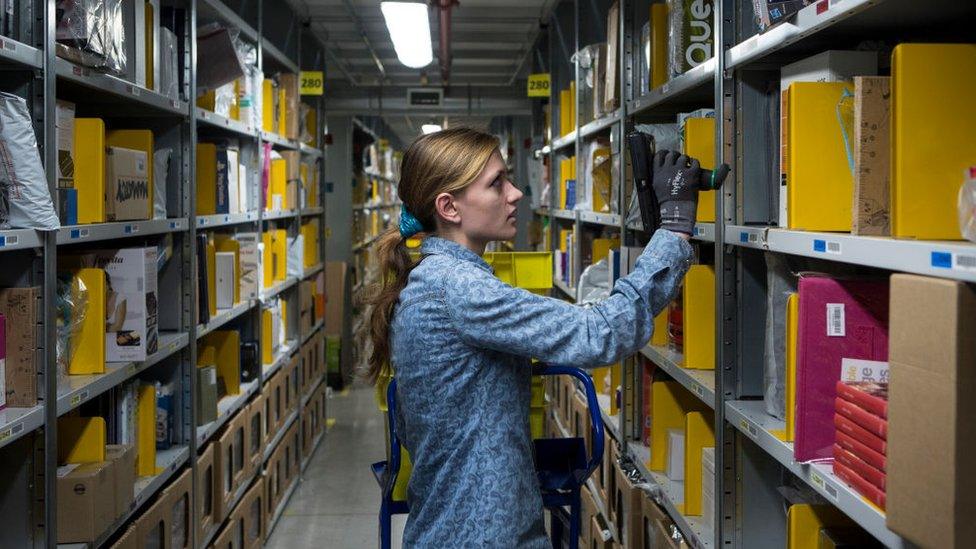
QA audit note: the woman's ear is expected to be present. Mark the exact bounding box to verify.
[434,192,461,226]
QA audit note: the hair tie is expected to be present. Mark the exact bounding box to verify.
[399,205,425,238]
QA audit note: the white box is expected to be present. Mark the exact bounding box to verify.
[237,162,248,212]
[666,428,685,481]
[96,247,158,362]
[236,233,259,300]
[778,50,878,227]
[215,252,236,309]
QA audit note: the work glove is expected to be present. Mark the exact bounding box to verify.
[652,150,701,236]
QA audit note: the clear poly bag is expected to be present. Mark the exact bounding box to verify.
[153,148,171,219]
[102,0,125,74]
[763,252,795,420]
[0,92,60,230]
[577,258,611,304]
[56,272,90,381]
[158,26,180,99]
[626,123,680,230]
[56,0,107,56]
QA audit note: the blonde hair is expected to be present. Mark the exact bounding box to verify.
[363,127,500,383]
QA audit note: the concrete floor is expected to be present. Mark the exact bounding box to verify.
[266,384,407,548]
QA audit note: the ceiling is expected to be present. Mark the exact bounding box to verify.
[286,0,553,143]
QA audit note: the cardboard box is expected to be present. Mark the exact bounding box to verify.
[851,76,891,236]
[135,492,170,548]
[614,460,645,548]
[215,251,236,309]
[211,515,238,549]
[106,444,136,519]
[604,435,618,528]
[215,410,247,520]
[581,485,600,543]
[247,394,266,472]
[278,74,300,140]
[57,461,116,543]
[0,313,5,411]
[93,247,159,361]
[108,524,138,549]
[641,495,669,546]
[0,287,39,407]
[105,146,151,221]
[162,468,193,549]
[196,443,216,544]
[197,364,218,425]
[57,100,76,189]
[324,262,347,336]
[230,476,266,548]
[590,514,613,549]
[887,274,976,548]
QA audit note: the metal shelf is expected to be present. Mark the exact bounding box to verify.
[627,58,716,117]
[551,209,575,221]
[551,130,577,153]
[260,130,300,150]
[725,400,907,548]
[553,278,576,301]
[0,229,43,252]
[533,207,549,217]
[195,107,257,137]
[57,218,188,246]
[301,377,325,408]
[56,332,189,416]
[302,321,324,345]
[579,110,622,139]
[352,234,380,251]
[361,202,398,210]
[300,207,324,216]
[302,263,324,278]
[725,225,976,282]
[262,340,300,382]
[197,300,254,339]
[691,223,716,242]
[195,379,260,446]
[578,211,621,227]
[267,476,300,538]
[262,208,299,221]
[0,405,45,451]
[0,36,42,69]
[299,143,323,157]
[259,276,298,302]
[55,58,188,116]
[301,429,326,472]
[262,38,299,73]
[263,410,299,463]
[196,210,259,228]
[363,170,397,184]
[639,345,714,409]
[628,443,714,549]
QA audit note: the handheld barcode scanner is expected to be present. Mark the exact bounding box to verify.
[627,131,732,233]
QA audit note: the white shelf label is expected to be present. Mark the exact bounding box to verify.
[826,303,845,337]
[811,470,839,501]
[813,239,841,254]
[1,39,15,52]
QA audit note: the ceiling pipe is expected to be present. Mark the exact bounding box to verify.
[433,0,458,87]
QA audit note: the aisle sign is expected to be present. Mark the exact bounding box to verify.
[300,71,324,95]
[527,73,551,98]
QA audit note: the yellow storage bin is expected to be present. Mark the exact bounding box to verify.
[483,252,553,291]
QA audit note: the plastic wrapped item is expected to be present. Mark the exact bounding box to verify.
[751,0,815,33]
[577,258,611,304]
[667,0,714,78]
[212,81,237,118]
[626,123,680,229]
[158,26,179,100]
[56,273,89,382]
[572,44,603,124]
[156,234,174,272]
[196,23,245,91]
[764,253,795,420]
[960,168,976,243]
[55,0,125,74]
[0,92,60,230]
[590,142,614,213]
[299,103,313,144]
[153,148,171,220]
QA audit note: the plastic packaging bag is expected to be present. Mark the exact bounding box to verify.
[764,252,795,419]
[56,273,89,381]
[626,123,680,230]
[287,234,304,277]
[54,0,125,74]
[153,148,171,219]
[577,258,611,304]
[158,26,179,99]
[0,92,60,230]
[959,169,976,243]
[196,24,246,91]
[667,0,714,78]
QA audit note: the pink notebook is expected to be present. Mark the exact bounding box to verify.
[794,276,888,462]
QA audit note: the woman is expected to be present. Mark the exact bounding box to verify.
[365,127,701,547]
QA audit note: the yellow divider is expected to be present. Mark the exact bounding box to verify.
[787,503,850,549]
[649,380,700,472]
[683,410,715,516]
[773,292,799,442]
[136,384,159,476]
[203,330,241,396]
[73,118,106,224]
[69,268,106,375]
[682,265,715,370]
[684,117,716,223]
[58,416,106,463]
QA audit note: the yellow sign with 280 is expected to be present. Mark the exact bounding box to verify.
[527,73,551,98]
[300,71,324,95]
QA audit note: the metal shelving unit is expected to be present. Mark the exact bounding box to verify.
[0,1,330,546]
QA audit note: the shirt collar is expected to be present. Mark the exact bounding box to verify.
[420,236,492,273]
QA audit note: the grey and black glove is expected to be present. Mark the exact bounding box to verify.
[652,150,700,235]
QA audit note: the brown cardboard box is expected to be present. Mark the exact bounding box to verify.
[215,413,243,520]
[237,406,255,486]
[196,443,217,543]
[285,354,300,411]
[886,274,976,548]
[135,489,170,548]
[211,515,238,549]
[301,397,315,459]
[590,514,613,549]
[285,421,301,486]
[247,394,267,473]
[163,468,193,549]
[613,460,644,548]
[581,485,600,543]
[106,444,136,519]
[641,495,669,547]
[573,391,593,455]
[299,280,314,334]
[851,76,891,236]
[0,286,39,406]
[278,74,300,140]
[57,461,116,543]
[265,369,283,438]
[231,477,266,548]
[603,432,618,526]
[105,146,151,221]
[652,518,690,548]
[603,0,619,113]
[108,524,138,549]
[324,261,347,336]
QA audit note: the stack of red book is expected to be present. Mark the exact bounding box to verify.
[832,380,888,509]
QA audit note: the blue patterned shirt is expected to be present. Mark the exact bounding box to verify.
[390,229,692,547]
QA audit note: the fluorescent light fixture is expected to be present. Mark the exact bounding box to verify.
[381,2,433,69]
[421,124,442,134]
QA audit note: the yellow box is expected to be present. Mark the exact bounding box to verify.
[683,117,715,223]
[74,118,106,224]
[682,265,715,370]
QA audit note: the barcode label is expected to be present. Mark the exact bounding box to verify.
[826,303,845,337]
[811,471,839,501]
[826,241,841,253]
[955,253,976,271]
[813,239,841,254]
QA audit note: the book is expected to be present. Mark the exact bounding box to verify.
[833,444,885,491]
[833,460,886,510]
[835,397,887,438]
[833,413,886,454]
[835,430,886,471]
[835,380,888,419]
[196,233,210,325]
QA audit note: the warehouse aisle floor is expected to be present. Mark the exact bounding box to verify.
[266,384,406,548]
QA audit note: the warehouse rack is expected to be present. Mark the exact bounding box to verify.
[534,0,975,547]
[0,0,328,547]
